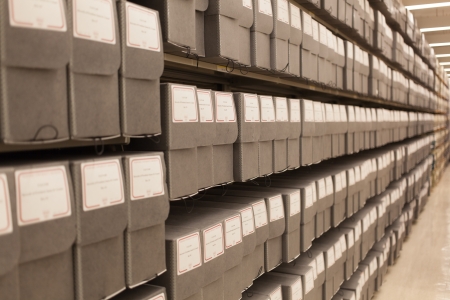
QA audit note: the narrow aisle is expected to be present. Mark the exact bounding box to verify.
[374,167,450,300]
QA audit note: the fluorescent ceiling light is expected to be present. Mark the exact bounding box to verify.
[406,2,450,10]
[430,42,450,47]
[421,26,450,33]
[437,54,450,57]
[441,62,450,65]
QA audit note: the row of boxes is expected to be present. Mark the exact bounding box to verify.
[144,134,432,300]
[0,0,165,144]
[238,155,432,300]
[0,152,170,300]
[128,82,444,199]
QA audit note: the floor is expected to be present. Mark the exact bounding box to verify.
[374,167,450,300]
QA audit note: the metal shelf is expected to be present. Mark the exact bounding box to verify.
[164,54,446,114]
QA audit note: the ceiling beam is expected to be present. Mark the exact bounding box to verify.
[423,31,450,43]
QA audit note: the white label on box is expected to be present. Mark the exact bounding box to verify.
[337,38,345,56]
[292,278,302,300]
[203,224,224,262]
[260,96,275,122]
[302,12,312,36]
[197,90,213,123]
[333,105,341,122]
[313,102,323,122]
[305,186,313,208]
[0,175,12,236]
[73,0,116,44]
[347,42,353,59]
[177,232,202,275]
[149,293,165,300]
[303,100,314,122]
[325,104,334,122]
[275,98,289,122]
[240,207,255,236]
[215,92,236,122]
[334,241,342,260]
[269,196,284,222]
[312,184,317,203]
[244,94,260,122]
[316,254,325,274]
[172,85,198,123]
[309,260,317,279]
[243,0,253,9]
[289,99,301,122]
[305,269,314,294]
[319,24,327,45]
[347,231,354,247]
[125,3,160,51]
[252,201,268,228]
[370,259,377,276]
[277,0,289,24]
[225,215,242,248]
[290,191,301,216]
[327,30,335,50]
[290,3,301,30]
[312,20,319,42]
[81,159,124,211]
[340,106,347,122]
[335,175,342,192]
[16,166,71,226]
[258,0,273,16]
[9,0,67,32]
[340,236,347,251]
[318,180,326,199]
[130,156,164,200]
[325,177,333,196]
[327,248,335,266]
[348,170,355,186]
[270,287,283,300]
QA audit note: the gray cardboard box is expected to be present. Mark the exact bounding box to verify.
[152,225,204,300]
[204,15,240,63]
[205,0,241,18]
[0,0,70,143]
[259,95,277,176]
[212,91,238,185]
[233,93,261,181]
[118,2,164,138]
[196,0,208,11]
[287,3,302,77]
[271,38,290,72]
[270,0,290,73]
[0,167,19,299]
[312,101,325,163]
[309,19,320,82]
[344,41,353,91]
[287,99,301,169]
[196,89,216,189]
[299,11,315,80]
[336,38,345,90]
[192,11,205,57]
[252,0,274,34]
[122,152,170,288]
[138,0,196,54]
[246,280,283,300]
[274,264,315,300]
[71,157,127,300]
[300,99,315,165]
[114,284,167,300]
[250,0,274,70]
[317,24,329,84]
[259,272,303,299]
[238,1,254,65]
[274,97,290,172]
[68,0,121,140]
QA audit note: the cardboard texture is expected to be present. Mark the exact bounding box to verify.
[251,31,272,69]
[274,264,315,299]
[287,100,301,169]
[246,280,283,299]
[122,152,170,287]
[260,272,303,300]
[0,167,19,300]
[193,11,206,57]
[68,0,121,140]
[204,15,240,63]
[70,157,127,300]
[0,0,70,143]
[118,2,164,137]
[114,284,167,300]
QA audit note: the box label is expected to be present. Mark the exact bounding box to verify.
[177,232,202,275]
[129,156,164,200]
[81,159,124,211]
[290,3,301,30]
[243,0,253,9]
[303,100,314,122]
[244,94,260,122]
[197,90,214,123]
[312,20,319,42]
[292,278,302,300]
[305,186,313,208]
[225,215,242,248]
[290,191,301,216]
[16,166,71,226]
[172,85,198,123]
[305,269,314,294]
[73,0,116,44]
[302,12,312,36]
[269,196,284,222]
[149,293,165,300]
[125,3,160,51]
[275,98,289,122]
[9,0,67,32]
[258,0,273,16]
[203,223,224,262]
[0,175,12,236]
[260,96,275,122]
[240,207,255,236]
[289,99,301,123]
[313,102,323,122]
[215,92,236,122]
[252,201,268,228]
[277,0,289,24]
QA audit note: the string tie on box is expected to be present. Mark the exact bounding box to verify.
[32,124,59,141]
[149,135,161,144]
[307,250,312,258]
[94,138,104,156]
[281,62,289,73]
[226,59,235,73]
